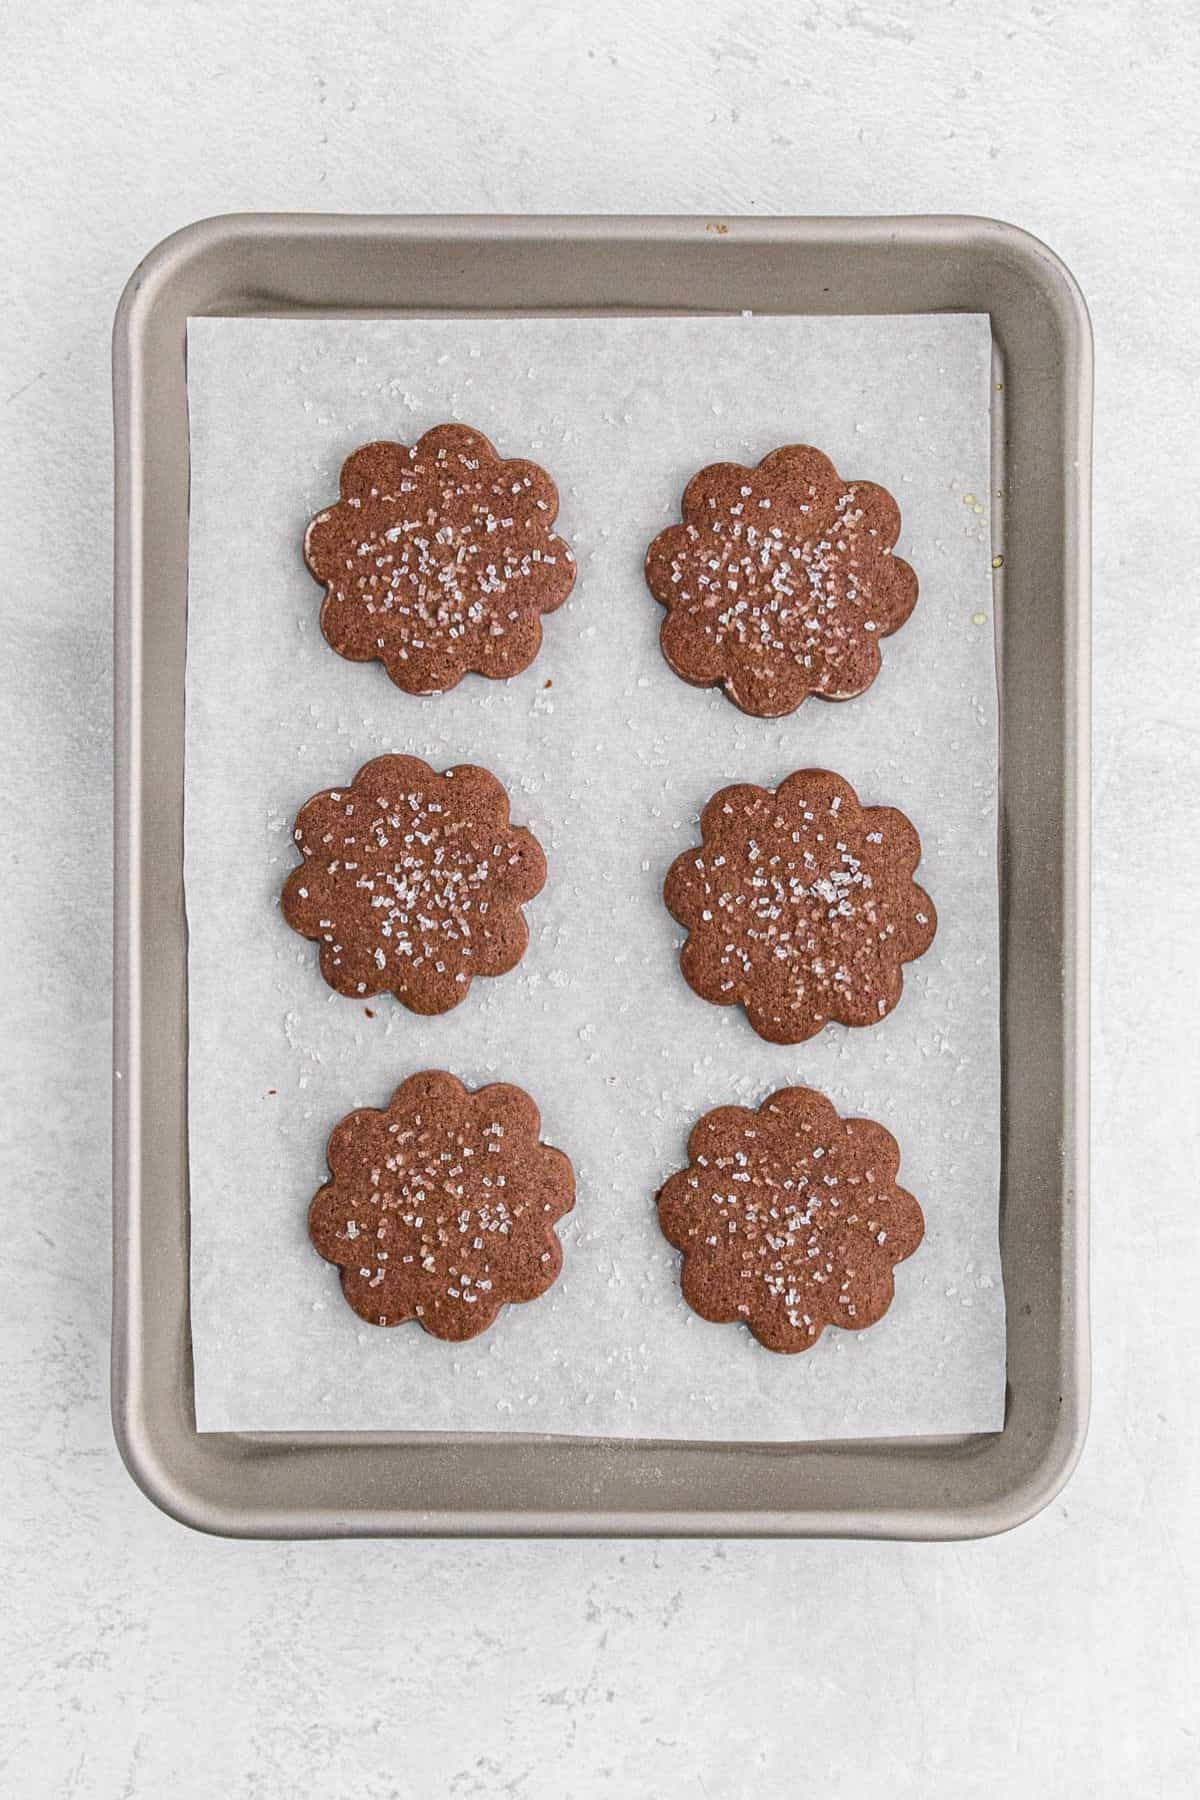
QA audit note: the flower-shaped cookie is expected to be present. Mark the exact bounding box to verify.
[305,424,575,694]
[310,1071,575,1338]
[664,768,935,1044]
[282,755,545,1012]
[645,444,918,716]
[658,1085,923,1353]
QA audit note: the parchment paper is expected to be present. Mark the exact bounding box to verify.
[185,313,1004,1436]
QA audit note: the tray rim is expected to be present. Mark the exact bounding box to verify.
[113,211,1091,1539]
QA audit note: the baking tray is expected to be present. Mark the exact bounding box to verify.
[112,213,1091,1539]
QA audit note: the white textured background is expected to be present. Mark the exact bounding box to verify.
[1,1,1197,1795]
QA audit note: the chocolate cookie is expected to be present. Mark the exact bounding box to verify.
[305,424,575,693]
[658,1085,923,1352]
[309,1071,574,1337]
[664,768,935,1044]
[282,755,545,1011]
[645,444,917,716]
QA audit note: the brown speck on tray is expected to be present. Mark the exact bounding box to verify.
[364,1007,375,1018]
[543,678,552,688]
[266,1089,277,1097]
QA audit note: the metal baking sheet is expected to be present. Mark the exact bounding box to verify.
[112,214,1091,1538]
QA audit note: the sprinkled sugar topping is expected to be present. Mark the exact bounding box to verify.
[309,1071,574,1338]
[305,424,575,695]
[664,768,936,1044]
[282,755,545,1013]
[658,1085,924,1353]
[645,443,918,717]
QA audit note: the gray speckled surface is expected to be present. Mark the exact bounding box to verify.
[2,1,1197,1793]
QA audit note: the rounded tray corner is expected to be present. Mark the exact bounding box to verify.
[111,1385,246,1540]
[954,212,1094,353]
[960,1387,1091,1541]
[113,212,269,354]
